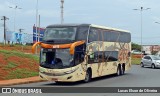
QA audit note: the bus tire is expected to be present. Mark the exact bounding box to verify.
[117,65,121,76]
[84,69,92,83]
[121,64,125,75]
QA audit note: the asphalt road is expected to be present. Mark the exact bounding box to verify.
[4,65,160,96]
[13,65,160,87]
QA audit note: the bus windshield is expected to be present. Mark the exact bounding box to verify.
[43,27,77,41]
[40,48,74,69]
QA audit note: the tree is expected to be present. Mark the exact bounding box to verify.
[131,42,141,51]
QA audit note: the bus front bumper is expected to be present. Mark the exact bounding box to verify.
[39,67,85,82]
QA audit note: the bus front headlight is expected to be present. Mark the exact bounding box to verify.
[64,70,74,74]
[64,68,78,74]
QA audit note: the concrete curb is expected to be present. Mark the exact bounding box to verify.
[0,76,46,86]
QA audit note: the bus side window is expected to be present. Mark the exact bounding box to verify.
[76,26,89,41]
[88,28,97,42]
[74,44,86,65]
[105,51,118,62]
[88,28,103,43]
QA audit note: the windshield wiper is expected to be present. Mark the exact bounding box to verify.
[42,39,55,43]
[43,39,76,44]
[45,39,55,42]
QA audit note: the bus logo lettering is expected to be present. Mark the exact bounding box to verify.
[53,45,59,48]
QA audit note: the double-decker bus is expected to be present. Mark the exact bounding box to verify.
[32,24,131,83]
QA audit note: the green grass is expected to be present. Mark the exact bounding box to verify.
[0,48,39,80]
[5,69,38,80]
[131,58,141,65]
[0,43,32,47]
[4,62,18,69]
[0,50,39,62]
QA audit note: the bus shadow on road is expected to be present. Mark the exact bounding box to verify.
[44,73,129,86]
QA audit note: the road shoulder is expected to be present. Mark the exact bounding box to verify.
[0,76,45,86]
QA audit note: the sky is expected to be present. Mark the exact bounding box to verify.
[0,0,160,45]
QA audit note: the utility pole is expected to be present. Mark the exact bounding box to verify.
[1,16,9,45]
[61,0,64,24]
[38,15,40,42]
[133,7,150,58]
[35,0,39,54]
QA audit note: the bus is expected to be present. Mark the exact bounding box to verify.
[32,24,131,83]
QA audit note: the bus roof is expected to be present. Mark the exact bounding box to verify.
[46,24,130,33]
[90,24,130,33]
[46,24,90,28]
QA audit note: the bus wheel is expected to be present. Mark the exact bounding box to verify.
[121,65,125,75]
[84,69,92,83]
[116,66,121,76]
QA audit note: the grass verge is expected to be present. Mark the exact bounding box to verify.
[0,50,39,62]
[131,57,141,65]
[0,49,39,80]
[5,62,18,69]
[5,69,38,80]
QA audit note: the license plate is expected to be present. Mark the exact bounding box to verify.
[52,78,58,81]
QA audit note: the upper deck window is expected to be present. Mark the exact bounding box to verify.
[76,26,89,41]
[43,27,77,41]
[88,27,131,43]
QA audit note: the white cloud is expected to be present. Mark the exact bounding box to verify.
[23,9,59,18]
[5,1,15,7]
[0,2,10,12]
[152,16,160,22]
[1,0,160,44]
[116,0,160,9]
[39,9,59,18]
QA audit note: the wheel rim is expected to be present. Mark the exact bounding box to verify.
[152,64,155,69]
